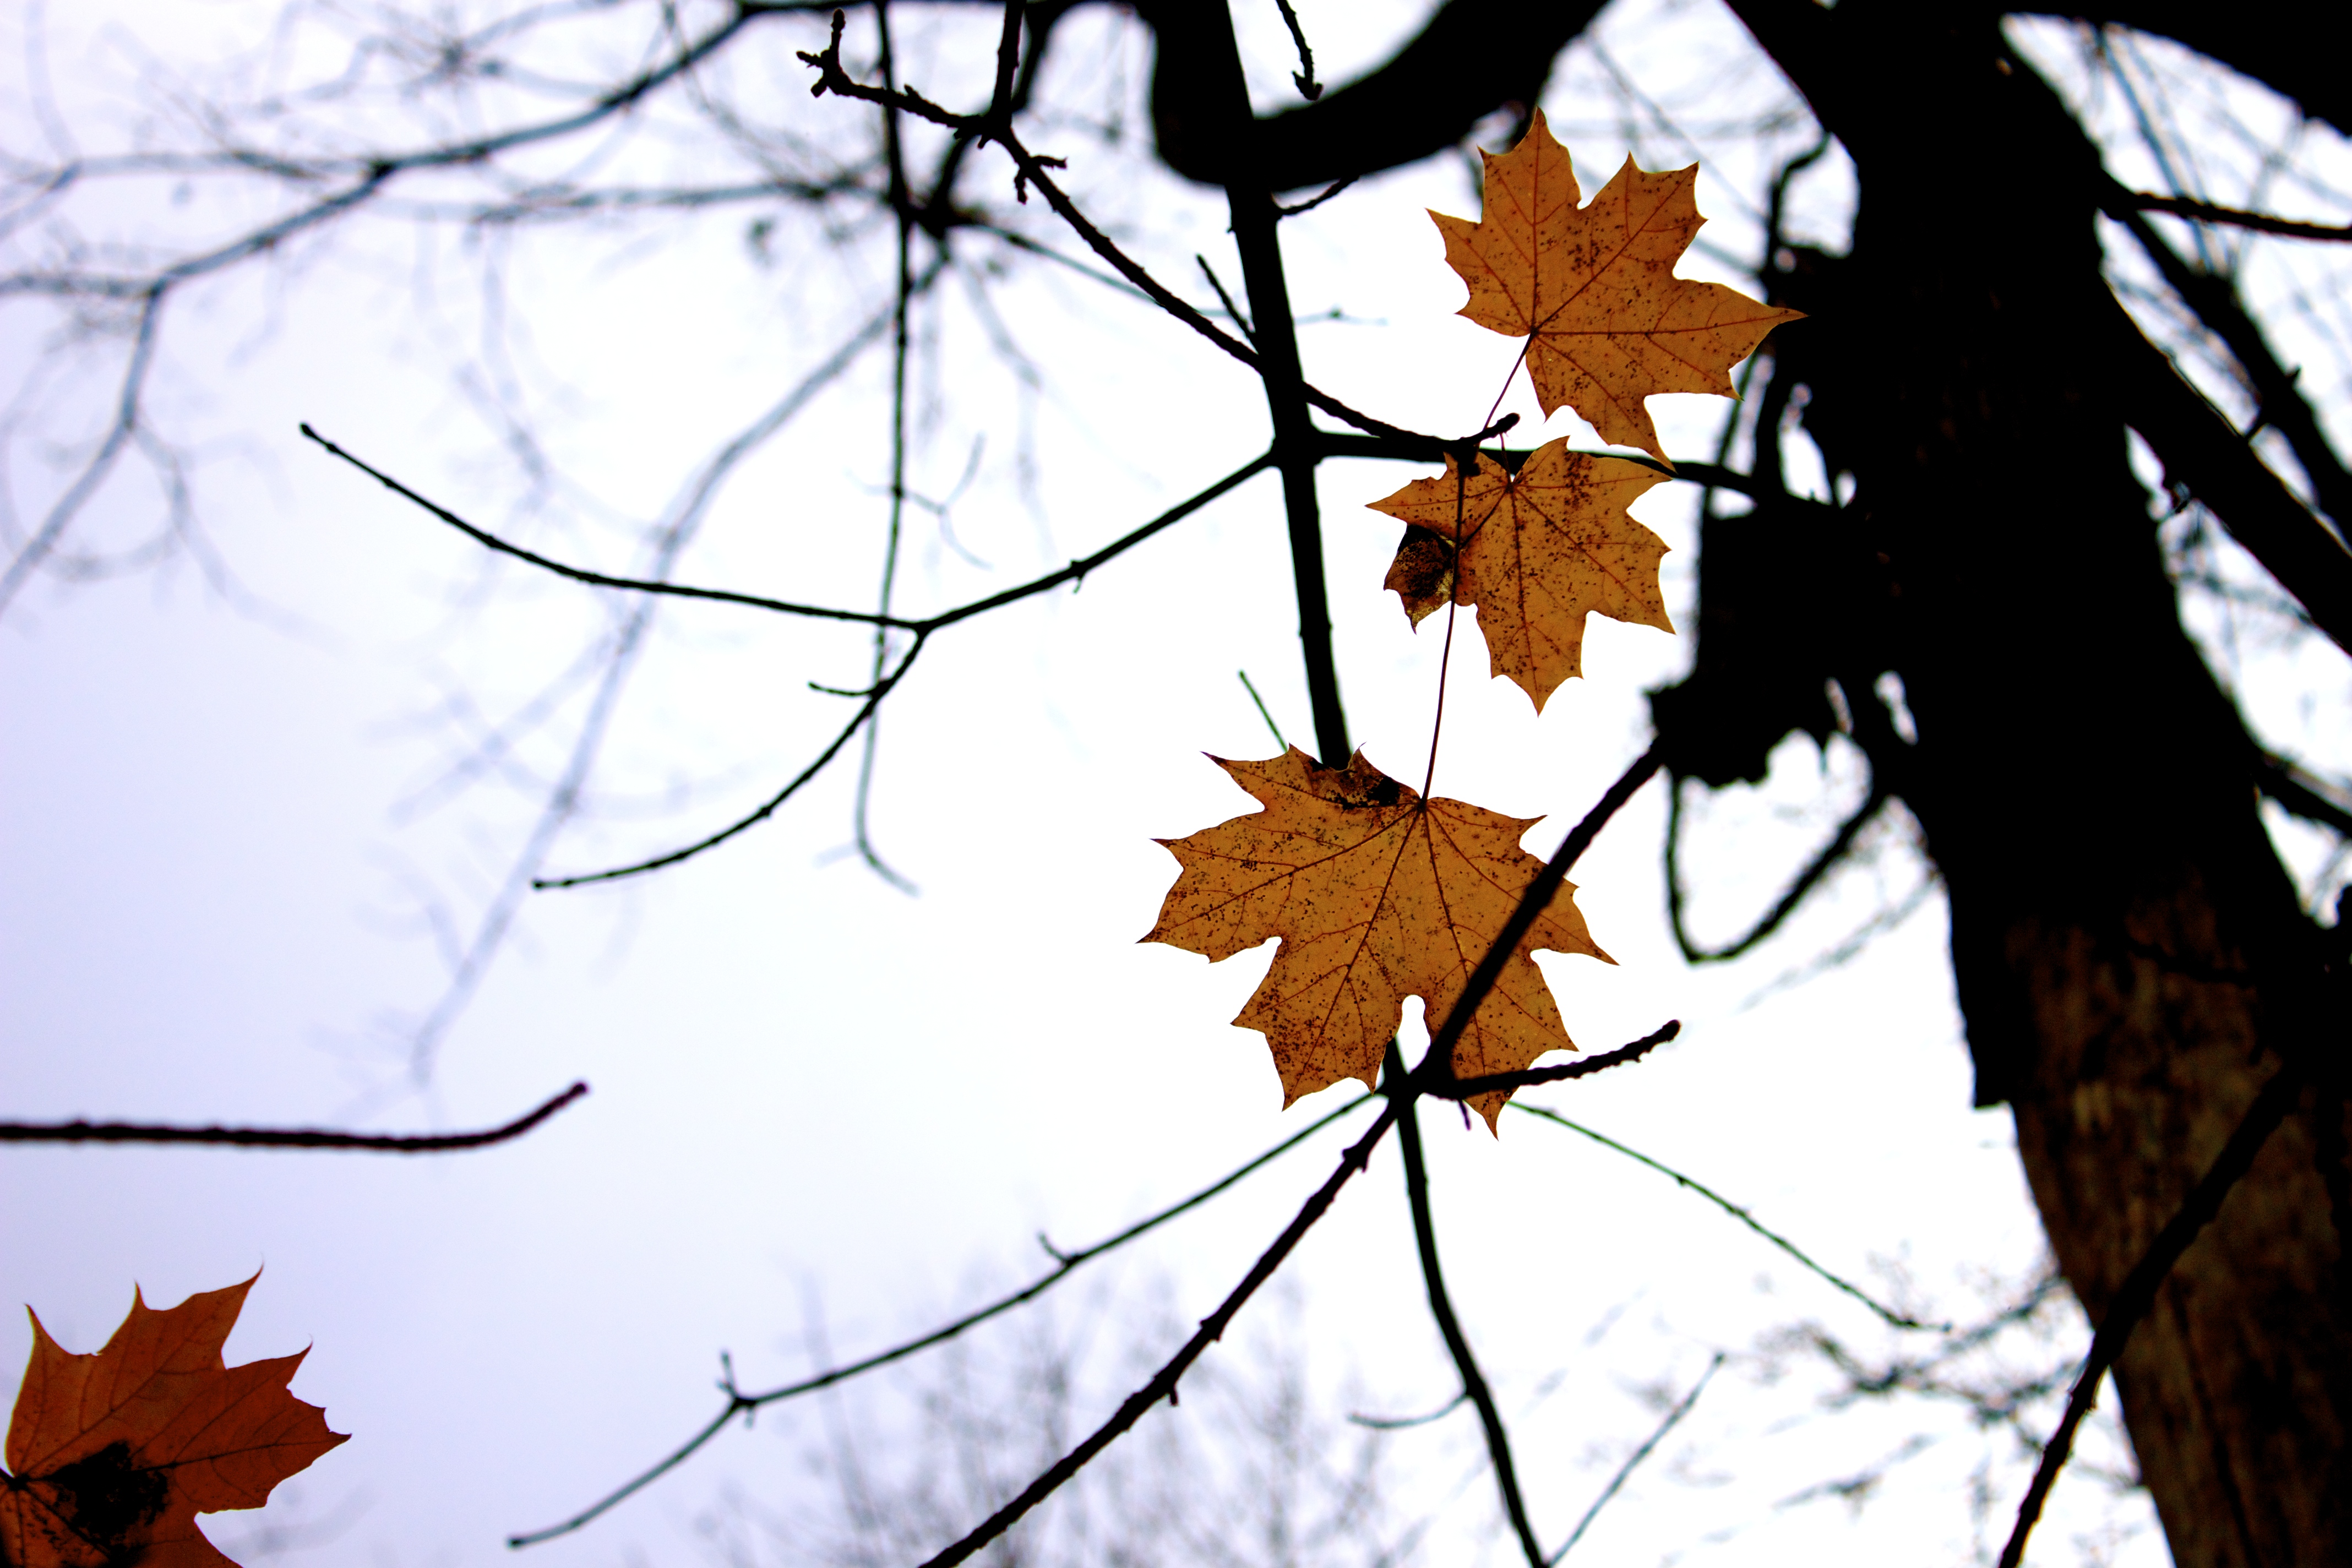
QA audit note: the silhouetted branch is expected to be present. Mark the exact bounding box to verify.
[1550,1353,1723,1562]
[507,1090,1376,1547]
[794,9,1424,447]
[1278,176,1355,217]
[1392,1061,1546,1567]
[300,426,916,627]
[2105,183,2352,540]
[2130,192,2352,243]
[1347,1391,1467,1429]
[1429,1021,1682,1100]
[0,1082,587,1152]
[2104,293,2352,658]
[1196,255,1255,342]
[908,1101,1403,1568]
[1996,1061,2304,1568]
[1271,0,1322,100]
[1510,1104,1942,1330]
[1421,744,1665,1075]
[533,638,925,888]
[313,430,1272,639]
[1666,777,1890,964]
[526,453,1275,888]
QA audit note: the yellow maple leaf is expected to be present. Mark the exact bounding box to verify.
[1367,435,1673,711]
[1433,107,1800,462]
[2,1275,347,1568]
[1144,748,1610,1129]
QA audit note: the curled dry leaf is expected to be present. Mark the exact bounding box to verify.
[1,1276,346,1568]
[1368,435,1674,711]
[1434,107,1800,462]
[1145,748,1610,1129]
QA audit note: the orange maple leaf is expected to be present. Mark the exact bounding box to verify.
[1,1276,347,1568]
[1368,435,1673,711]
[1433,107,1800,462]
[1145,748,1610,1129]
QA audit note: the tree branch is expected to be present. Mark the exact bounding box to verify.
[2104,185,2352,541]
[1996,1060,2305,1568]
[1204,1,1348,766]
[908,1101,1402,1568]
[1665,777,1890,964]
[1428,1021,1681,1100]
[1420,744,1665,1079]
[0,1082,587,1152]
[507,1090,1375,1548]
[1392,1057,1546,1568]
[1550,1353,1723,1561]
[2130,192,2352,243]
[1510,1103,1942,1330]
[2104,294,2352,658]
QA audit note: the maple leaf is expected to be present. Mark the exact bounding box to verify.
[1,1276,347,1568]
[1368,435,1673,711]
[1145,748,1610,1129]
[1433,107,1800,462]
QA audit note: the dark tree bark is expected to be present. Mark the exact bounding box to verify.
[1711,4,2352,1560]
[1132,1,2352,1559]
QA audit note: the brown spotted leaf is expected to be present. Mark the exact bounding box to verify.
[1368,436,1673,711]
[2,1276,347,1568]
[1145,748,1610,1129]
[1433,107,1800,461]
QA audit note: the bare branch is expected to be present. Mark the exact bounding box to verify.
[907,1101,1402,1568]
[507,1090,1377,1548]
[1509,1104,1943,1330]
[1997,1060,2304,1568]
[2131,192,2352,242]
[1428,1021,1682,1100]
[1666,777,1891,964]
[1420,744,1665,1077]
[0,1082,587,1152]
[1550,1354,1723,1562]
[1393,1061,1546,1567]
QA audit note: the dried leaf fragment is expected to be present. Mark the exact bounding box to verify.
[1145,748,1611,1128]
[1433,107,1801,461]
[2,1276,347,1568]
[1368,436,1673,711]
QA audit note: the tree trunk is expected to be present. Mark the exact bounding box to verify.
[1713,4,2352,1559]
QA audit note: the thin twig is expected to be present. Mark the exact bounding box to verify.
[1278,176,1356,218]
[507,1091,1375,1547]
[1430,1021,1680,1100]
[300,425,916,628]
[1238,669,1290,750]
[853,0,918,892]
[1348,1391,1467,1429]
[1550,1353,1723,1561]
[1271,0,1322,100]
[909,1102,1403,1568]
[2131,192,2352,242]
[1509,1104,1941,1330]
[1420,745,1665,1079]
[794,11,1423,448]
[310,427,1271,639]
[0,1082,587,1152]
[528,454,1275,888]
[534,636,924,888]
[1196,254,1254,342]
[1666,778,1890,964]
[1393,1059,1546,1568]
[1996,1061,2305,1568]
